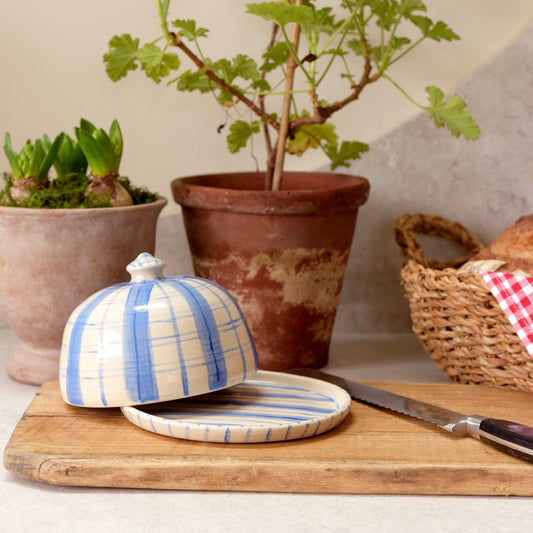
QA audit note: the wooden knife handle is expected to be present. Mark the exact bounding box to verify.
[478,418,533,463]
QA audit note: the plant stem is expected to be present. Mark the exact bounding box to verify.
[270,1,303,191]
[244,89,310,97]
[157,0,172,41]
[288,57,377,132]
[388,36,426,66]
[279,25,313,86]
[382,74,425,109]
[261,23,279,180]
[316,27,349,88]
[169,32,280,133]
[317,8,358,58]
[381,17,401,71]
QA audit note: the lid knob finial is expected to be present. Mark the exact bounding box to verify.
[126,253,166,282]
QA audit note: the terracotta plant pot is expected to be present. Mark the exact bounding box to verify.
[0,197,167,385]
[171,172,369,371]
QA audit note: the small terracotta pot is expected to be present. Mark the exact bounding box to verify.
[171,172,369,370]
[0,197,167,385]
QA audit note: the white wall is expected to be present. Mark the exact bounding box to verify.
[1,1,533,212]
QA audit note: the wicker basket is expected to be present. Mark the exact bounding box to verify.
[395,213,533,392]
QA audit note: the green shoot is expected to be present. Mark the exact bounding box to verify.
[45,134,88,179]
[4,132,64,182]
[74,119,123,178]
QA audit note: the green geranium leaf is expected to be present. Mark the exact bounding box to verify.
[252,78,271,91]
[287,115,338,156]
[425,86,481,140]
[172,19,209,40]
[177,70,212,93]
[217,90,236,107]
[227,120,260,153]
[212,58,232,83]
[164,53,181,70]
[232,54,262,82]
[408,15,459,41]
[389,36,411,52]
[347,38,364,56]
[246,2,314,27]
[104,34,140,81]
[369,0,399,31]
[398,0,427,17]
[138,43,180,83]
[309,7,337,34]
[261,41,290,72]
[407,14,430,34]
[426,20,460,41]
[324,140,370,170]
[178,55,263,104]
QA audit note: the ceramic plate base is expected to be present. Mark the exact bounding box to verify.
[120,370,351,443]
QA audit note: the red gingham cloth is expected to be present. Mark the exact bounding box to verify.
[480,271,533,358]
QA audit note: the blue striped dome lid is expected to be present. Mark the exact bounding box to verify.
[59,253,258,408]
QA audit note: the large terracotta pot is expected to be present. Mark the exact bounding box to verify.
[171,172,369,370]
[0,197,167,385]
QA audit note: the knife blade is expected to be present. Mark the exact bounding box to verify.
[290,368,533,463]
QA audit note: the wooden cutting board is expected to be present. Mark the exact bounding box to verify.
[4,380,533,495]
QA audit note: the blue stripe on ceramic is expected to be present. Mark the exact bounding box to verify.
[149,409,323,422]
[165,278,228,391]
[123,281,159,404]
[301,423,311,439]
[65,284,127,405]
[181,276,258,377]
[149,414,157,433]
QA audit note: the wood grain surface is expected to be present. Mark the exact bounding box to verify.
[4,380,533,494]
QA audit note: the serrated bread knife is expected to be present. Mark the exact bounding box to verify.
[291,369,533,463]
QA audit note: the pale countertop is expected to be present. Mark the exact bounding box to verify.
[2,327,533,533]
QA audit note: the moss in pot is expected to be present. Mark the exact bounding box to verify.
[103,1,481,370]
[1,119,157,209]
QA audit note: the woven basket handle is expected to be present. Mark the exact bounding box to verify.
[394,213,484,269]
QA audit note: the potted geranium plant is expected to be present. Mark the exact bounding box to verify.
[0,119,166,385]
[104,0,480,370]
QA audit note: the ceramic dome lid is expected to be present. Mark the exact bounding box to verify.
[59,253,258,408]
